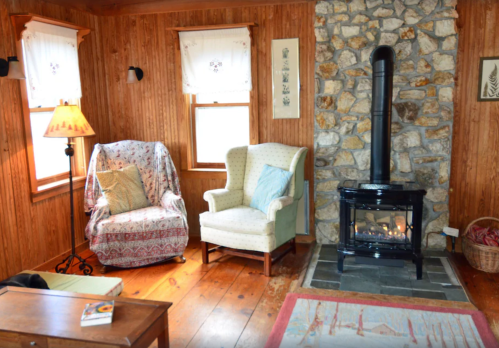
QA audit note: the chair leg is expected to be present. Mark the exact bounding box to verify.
[201,241,209,264]
[264,252,272,277]
[290,238,297,255]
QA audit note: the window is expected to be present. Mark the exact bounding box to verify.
[191,92,250,168]
[177,25,258,171]
[11,14,90,200]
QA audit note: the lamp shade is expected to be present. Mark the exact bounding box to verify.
[127,66,139,84]
[7,56,25,80]
[44,105,96,138]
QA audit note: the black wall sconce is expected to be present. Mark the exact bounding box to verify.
[0,56,25,80]
[127,66,144,84]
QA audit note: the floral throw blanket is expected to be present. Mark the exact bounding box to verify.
[84,141,188,268]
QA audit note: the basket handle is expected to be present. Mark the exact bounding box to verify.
[463,217,499,237]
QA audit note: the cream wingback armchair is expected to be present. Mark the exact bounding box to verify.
[199,143,308,276]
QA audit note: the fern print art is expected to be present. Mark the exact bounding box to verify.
[488,64,499,97]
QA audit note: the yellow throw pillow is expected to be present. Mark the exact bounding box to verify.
[95,165,150,215]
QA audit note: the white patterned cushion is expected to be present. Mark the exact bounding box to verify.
[201,226,276,252]
[200,205,274,236]
[242,143,302,206]
[225,146,248,190]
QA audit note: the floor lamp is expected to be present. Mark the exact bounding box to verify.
[44,103,95,275]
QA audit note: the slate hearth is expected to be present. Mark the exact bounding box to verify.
[307,245,468,302]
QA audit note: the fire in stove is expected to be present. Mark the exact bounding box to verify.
[353,210,412,243]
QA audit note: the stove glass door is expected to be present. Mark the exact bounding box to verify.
[350,204,413,246]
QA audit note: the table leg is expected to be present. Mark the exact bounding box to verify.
[157,328,169,348]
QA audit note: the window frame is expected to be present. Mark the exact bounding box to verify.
[10,14,91,202]
[190,94,251,169]
[171,23,259,177]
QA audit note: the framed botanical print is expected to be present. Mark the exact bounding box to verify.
[478,57,499,101]
[272,38,300,119]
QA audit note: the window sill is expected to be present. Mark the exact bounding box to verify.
[32,176,86,203]
[180,168,227,180]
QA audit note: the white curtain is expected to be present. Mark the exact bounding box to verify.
[23,21,82,105]
[179,27,252,94]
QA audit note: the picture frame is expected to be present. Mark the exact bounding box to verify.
[478,56,499,102]
[272,38,300,119]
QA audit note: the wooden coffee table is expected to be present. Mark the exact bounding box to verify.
[0,287,172,347]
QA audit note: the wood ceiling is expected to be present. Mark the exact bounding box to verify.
[41,0,314,16]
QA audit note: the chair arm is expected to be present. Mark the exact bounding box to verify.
[267,196,294,221]
[94,196,110,216]
[203,189,243,213]
[85,196,111,239]
[161,190,188,220]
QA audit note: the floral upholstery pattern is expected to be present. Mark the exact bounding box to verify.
[84,140,188,268]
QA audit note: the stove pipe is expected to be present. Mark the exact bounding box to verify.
[369,46,395,184]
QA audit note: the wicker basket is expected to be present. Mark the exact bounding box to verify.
[462,217,499,273]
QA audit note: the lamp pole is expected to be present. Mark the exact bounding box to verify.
[55,142,93,275]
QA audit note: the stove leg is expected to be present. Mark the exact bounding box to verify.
[337,251,344,274]
[415,257,423,280]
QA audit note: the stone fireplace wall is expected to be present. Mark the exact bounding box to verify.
[314,0,457,248]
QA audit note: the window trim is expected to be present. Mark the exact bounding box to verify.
[10,14,91,202]
[171,23,259,177]
[190,94,251,169]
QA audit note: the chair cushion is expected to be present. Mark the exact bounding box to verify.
[200,205,274,236]
[98,206,184,233]
[96,165,150,215]
[249,164,292,214]
[21,271,124,296]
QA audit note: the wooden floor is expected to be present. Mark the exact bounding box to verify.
[449,252,499,338]
[49,238,314,348]
[46,240,499,346]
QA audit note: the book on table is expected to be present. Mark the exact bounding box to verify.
[81,300,114,327]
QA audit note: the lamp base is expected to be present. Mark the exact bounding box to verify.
[55,253,93,275]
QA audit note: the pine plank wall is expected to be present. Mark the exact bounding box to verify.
[449,0,499,248]
[97,3,316,238]
[0,0,109,279]
[0,0,315,278]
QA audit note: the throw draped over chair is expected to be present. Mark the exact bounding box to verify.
[199,143,308,276]
[84,140,189,268]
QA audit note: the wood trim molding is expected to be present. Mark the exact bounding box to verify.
[32,176,86,203]
[10,13,91,47]
[36,171,69,187]
[180,169,227,180]
[167,22,257,32]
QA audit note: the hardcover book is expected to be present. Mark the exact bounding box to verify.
[81,300,114,327]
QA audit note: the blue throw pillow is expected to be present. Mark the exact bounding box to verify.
[250,164,293,214]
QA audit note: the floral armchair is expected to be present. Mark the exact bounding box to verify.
[84,140,188,268]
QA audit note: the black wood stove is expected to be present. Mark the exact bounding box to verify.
[337,46,427,280]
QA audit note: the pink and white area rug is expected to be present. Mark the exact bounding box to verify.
[265,293,498,348]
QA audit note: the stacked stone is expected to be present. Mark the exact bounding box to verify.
[314,0,457,248]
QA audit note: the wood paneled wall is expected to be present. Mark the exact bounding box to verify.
[0,0,109,278]
[450,0,499,247]
[0,1,314,278]
[98,3,316,236]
